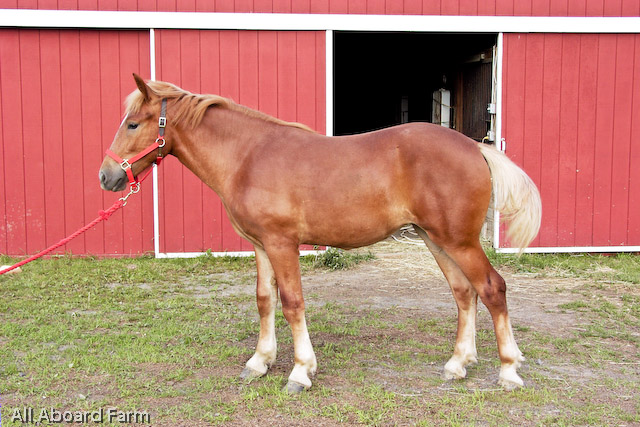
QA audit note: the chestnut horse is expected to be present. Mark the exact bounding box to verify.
[100,74,541,392]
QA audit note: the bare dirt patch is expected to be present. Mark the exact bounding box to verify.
[303,239,586,335]
[206,237,639,425]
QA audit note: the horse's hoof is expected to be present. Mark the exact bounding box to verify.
[284,380,309,394]
[498,375,524,391]
[239,367,265,382]
[443,362,466,380]
[443,370,464,381]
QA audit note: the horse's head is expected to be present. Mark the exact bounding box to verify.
[99,74,169,192]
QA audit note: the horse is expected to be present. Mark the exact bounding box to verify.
[100,74,541,393]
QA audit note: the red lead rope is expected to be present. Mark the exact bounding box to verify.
[0,164,158,276]
[0,99,168,276]
[0,199,125,275]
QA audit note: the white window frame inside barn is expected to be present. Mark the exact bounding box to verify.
[2,10,639,255]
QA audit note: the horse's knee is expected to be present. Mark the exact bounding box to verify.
[256,294,273,316]
[280,291,305,322]
[451,283,476,303]
[256,283,276,312]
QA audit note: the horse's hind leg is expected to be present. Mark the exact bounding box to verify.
[413,226,478,380]
[241,246,278,380]
[437,240,525,389]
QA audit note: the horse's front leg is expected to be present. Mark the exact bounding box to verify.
[265,240,317,393]
[241,247,278,380]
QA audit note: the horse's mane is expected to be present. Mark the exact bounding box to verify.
[125,80,314,132]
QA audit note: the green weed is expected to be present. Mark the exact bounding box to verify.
[302,247,375,271]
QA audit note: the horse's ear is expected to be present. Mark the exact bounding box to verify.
[133,73,151,101]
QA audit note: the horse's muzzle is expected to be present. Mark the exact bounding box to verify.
[99,165,128,192]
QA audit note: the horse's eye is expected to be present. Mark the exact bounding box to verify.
[127,123,139,130]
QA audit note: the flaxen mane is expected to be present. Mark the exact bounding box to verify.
[126,80,314,132]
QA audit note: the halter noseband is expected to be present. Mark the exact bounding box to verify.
[105,98,167,194]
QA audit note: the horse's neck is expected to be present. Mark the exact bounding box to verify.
[170,108,271,196]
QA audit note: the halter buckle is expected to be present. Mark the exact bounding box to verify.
[119,159,131,171]
[158,117,166,128]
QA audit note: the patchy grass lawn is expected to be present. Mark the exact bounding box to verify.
[0,245,639,426]
[486,248,640,284]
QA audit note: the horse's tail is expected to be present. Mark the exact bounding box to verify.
[478,143,542,252]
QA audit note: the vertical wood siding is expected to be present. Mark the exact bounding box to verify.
[1,3,639,255]
[502,32,640,248]
[0,0,638,15]
[0,29,152,256]
[154,29,326,253]
[0,28,325,256]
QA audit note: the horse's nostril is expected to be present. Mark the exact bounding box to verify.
[99,167,128,192]
[114,176,126,191]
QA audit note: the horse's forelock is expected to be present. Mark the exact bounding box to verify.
[124,90,145,116]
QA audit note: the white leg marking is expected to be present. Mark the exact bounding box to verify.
[245,303,277,375]
[244,248,278,377]
[287,317,317,389]
[497,315,525,389]
[444,300,478,380]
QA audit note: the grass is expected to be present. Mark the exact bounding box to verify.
[301,247,375,271]
[1,245,639,426]
[486,248,640,284]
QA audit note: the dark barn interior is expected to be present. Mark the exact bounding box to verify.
[333,32,497,141]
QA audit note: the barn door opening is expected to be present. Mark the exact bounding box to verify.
[333,32,497,142]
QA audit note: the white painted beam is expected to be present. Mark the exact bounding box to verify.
[1,9,639,34]
[497,246,640,254]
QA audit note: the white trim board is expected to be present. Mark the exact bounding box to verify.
[156,250,325,259]
[492,32,504,249]
[160,246,640,257]
[1,10,639,33]
[498,246,640,254]
[325,29,334,138]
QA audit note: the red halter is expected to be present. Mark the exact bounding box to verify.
[105,98,167,194]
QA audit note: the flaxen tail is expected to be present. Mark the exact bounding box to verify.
[478,143,542,252]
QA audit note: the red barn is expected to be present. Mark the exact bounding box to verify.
[0,2,639,256]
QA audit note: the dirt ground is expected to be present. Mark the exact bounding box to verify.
[210,232,639,424]
[227,235,598,342]
[303,238,580,335]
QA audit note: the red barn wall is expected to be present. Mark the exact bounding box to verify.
[0,29,154,256]
[502,32,640,248]
[0,28,325,256]
[153,29,325,254]
[1,3,639,255]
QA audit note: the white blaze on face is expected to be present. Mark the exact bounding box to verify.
[119,113,129,131]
